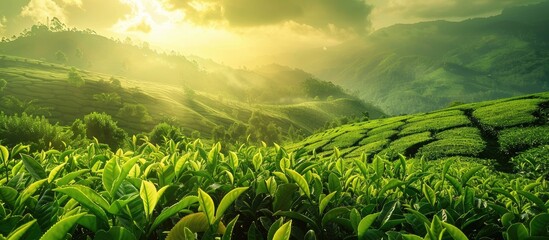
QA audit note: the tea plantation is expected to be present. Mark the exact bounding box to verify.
[0,92,548,239]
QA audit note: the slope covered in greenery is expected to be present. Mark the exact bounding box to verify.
[0,97,548,239]
[0,27,363,106]
[284,1,549,115]
[288,91,549,176]
[0,55,384,139]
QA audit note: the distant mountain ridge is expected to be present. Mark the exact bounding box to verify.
[281,1,549,115]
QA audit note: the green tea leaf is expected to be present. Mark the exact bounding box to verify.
[18,179,47,208]
[506,223,528,240]
[150,195,199,233]
[321,207,350,227]
[319,191,337,214]
[461,166,482,186]
[47,163,66,183]
[422,183,436,207]
[273,220,292,240]
[442,222,468,240]
[529,213,549,236]
[221,215,239,240]
[40,213,86,240]
[0,186,18,208]
[6,219,36,240]
[140,180,159,220]
[285,169,310,198]
[167,212,225,239]
[55,169,89,186]
[358,212,380,239]
[517,190,548,212]
[21,154,46,180]
[102,157,120,196]
[215,187,248,221]
[267,218,284,240]
[378,179,403,196]
[0,145,9,165]
[53,186,108,223]
[198,188,215,225]
[112,156,140,197]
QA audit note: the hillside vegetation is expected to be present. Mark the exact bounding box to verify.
[0,93,548,239]
[0,55,383,139]
[284,1,549,114]
[288,92,549,177]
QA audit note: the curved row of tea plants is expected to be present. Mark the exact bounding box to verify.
[288,92,549,178]
[1,136,549,239]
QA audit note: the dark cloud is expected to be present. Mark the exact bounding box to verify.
[164,0,372,34]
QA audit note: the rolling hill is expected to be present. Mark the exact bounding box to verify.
[0,55,384,138]
[287,91,549,175]
[281,1,549,115]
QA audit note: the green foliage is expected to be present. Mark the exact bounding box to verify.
[511,145,549,179]
[0,96,51,116]
[55,50,67,63]
[0,134,548,240]
[473,99,545,128]
[399,115,471,135]
[67,67,84,87]
[0,79,6,93]
[302,78,347,100]
[83,112,127,149]
[0,112,68,150]
[417,139,486,160]
[499,126,549,153]
[117,103,153,124]
[149,122,185,144]
[380,132,432,158]
[93,93,122,107]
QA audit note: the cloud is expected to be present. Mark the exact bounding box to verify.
[20,0,84,23]
[381,0,544,19]
[0,16,6,33]
[65,0,132,30]
[163,0,373,35]
[125,17,153,33]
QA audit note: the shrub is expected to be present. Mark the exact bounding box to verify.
[417,138,486,160]
[67,67,84,87]
[0,112,69,150]
[399,115,471,135]
[117,103,153,123]
[499,126,549,153]
[149,123,184,144]
[473,99,545,128]
[83,112,127,149]
[511,145,549,179]
[0,78,6,93]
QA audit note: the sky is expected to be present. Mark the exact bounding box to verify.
[0,0,544,66]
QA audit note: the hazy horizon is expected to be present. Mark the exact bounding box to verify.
[1,0,545,67]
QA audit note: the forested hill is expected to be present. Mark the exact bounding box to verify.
[282,1,549,115]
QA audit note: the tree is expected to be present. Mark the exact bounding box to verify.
[67,67,84,87]
[93,93,122,107]
[56,51,67,63]
[0,112,68,150]
[0,79,6,93]
[50,17,67,32]
[83,112,127,150]
[117,103,153,123]
[149,122,184,144]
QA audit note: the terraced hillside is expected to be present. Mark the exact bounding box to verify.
[0,55,383,136]
[288,92,549,173]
